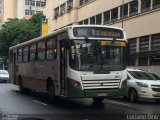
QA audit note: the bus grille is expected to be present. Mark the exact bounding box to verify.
[82,79,120,90]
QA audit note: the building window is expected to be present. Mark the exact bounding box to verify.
[25,9,35,15]
[60,3,66,15]
[96,14,102,25]
[30,10,35,15]
[151,33,160,51]
[150,54,160,65]
[36,1,40,7]
[31,0,35,6]
[79,21,83,25]
[153,0,160,9]
[79,0,89,6]
[139,55,148,66]
[67,0,73,11]
[139,36,149,52]
[128,55,136,66]
[103,11,110,24]
[111,7,118,22]
[41,1,46,7]
[90,16,95,25]
[120,3,128,19]
[128,38,137,66]
[36,11,43,14]
[25,0,31,5]
[54,7,59,18]
[25,9,30,15]
[141,0,151,13]
[84,19,88,24]
[128,38,137,54]
[130,0,138,16]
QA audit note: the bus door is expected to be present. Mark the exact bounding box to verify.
[59,40,67,96]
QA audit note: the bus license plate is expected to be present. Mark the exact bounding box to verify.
[97,93,107,97]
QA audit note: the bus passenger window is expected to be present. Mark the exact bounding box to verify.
[23,46,29,62]
[38,41,45,61]
[46,38,57,60]
[29,44,36,61]
[17,48,22,63]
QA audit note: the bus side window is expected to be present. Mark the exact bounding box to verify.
[46,37,57,60]
[29,44,36,61]
[38,41,45,61]
[17,48,22,63]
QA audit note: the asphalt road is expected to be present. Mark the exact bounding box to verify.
[0,83,160,120]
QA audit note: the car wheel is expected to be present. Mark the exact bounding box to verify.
[155,99,160,103]
[128,89,138,103]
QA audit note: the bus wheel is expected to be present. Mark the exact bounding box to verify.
[18,77,31,94]
[47,83,58,103]
[18,77,24,93]
[128,89,138,103]
[93,97,104,103]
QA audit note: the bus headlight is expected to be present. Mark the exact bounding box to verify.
[74,82,80,87]
[67,78,81,88]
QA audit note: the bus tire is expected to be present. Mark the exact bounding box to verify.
[47,81,59,103]
[18,76,30,94]
[128,89,138,103]
[93,97,104,103]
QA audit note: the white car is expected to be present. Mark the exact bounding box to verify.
[125,69,160,103]
[0,70,9,83]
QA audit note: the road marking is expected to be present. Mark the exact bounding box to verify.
[33,100,48,106]
[106,100,131,107]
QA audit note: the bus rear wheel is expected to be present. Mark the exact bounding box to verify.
[93,97,105,103]
[18,77,30,94]
[47,82,59,103]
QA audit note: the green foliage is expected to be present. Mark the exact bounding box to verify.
[0,13,43,58]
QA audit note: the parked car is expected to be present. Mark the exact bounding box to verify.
[0,70,9,83]
[124,69,160,103]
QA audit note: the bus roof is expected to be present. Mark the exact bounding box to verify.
[9,25,125,50]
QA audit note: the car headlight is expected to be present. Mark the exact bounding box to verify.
[136,82,148,88]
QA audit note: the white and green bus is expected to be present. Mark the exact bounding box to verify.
[9,25,127,103]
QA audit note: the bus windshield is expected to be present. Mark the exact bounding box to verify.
[69,39,126,71]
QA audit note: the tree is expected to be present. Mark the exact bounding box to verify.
[0,13,43,58]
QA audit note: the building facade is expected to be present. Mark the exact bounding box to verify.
[0,0,45,27]
[17,0,45,19]
[44,0,160,75]
[0,0,17,26]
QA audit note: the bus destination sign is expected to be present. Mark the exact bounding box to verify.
[73,27,124,39]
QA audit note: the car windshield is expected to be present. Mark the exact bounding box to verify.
[149,73,160,80]
[69,39,126,71]
[128,71,156,80]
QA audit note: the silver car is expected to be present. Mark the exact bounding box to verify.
[125,69,160,103]
[0,70,9,83]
